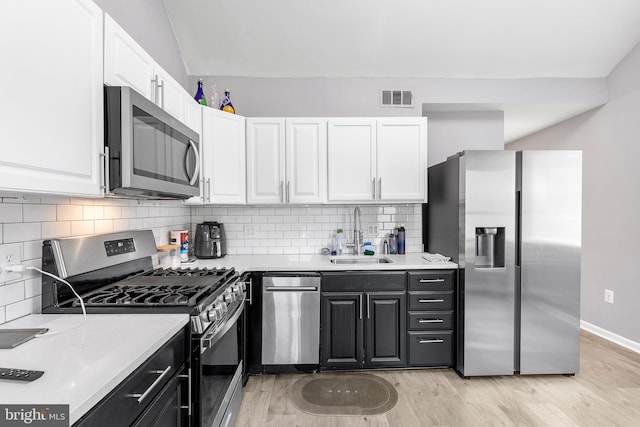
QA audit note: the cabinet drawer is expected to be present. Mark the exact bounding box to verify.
[408,270,455,291]
[408,311,453,330]
[75,328,187,427]
[321,271,406,292]
[408,291,453,310]
[407,330,453,367]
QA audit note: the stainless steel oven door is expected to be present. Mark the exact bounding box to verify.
[193,302,244,427]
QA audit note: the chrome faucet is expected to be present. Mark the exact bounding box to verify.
[353,207,363,255]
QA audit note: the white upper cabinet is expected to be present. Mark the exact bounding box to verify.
[201,109,246,204]
[328,118,427,203]
[104,14,186,122]
[327,119,377,201]
[286,119,327,204]
[246,118,326,204]
[376,118,427,201]
[153,64,186,121]
[0,0,104,197]
[104,13,154,99]
[246,119,285,204]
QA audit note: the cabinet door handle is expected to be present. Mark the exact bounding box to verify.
[419,278,445,283]
[372,178,376,199]
[247,278,253,305]
[419,338,444,344]
[418,299,445,303]
[378,177,382,199]
[280,181,284,202]
[367,293,371,319]
[286,180,290,203]
[158,79,165,108]
[100,146,110,194]
[359,294,363,320]
[418,318,444,323]
[178,368,192,415]
[128,365,172,404]
[151,75,159,103]
[206,178,212,202]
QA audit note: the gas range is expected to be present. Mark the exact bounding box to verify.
[40,230,246,334]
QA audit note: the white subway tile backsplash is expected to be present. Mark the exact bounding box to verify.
[0,307,5,324]
[83,205,104,220]
[3,222,41,243]
[57,204,83,221]
[104,206,122,219]
[23,204,56,222]
[41,221,71,239]
[1,203,24,223]
[24,277,42,299]
[71,220,95,236]
[95,220,115,234]
[6,296,41,322]
[122,207,138,218]
[0,281,25,306]
[23,240,41,261]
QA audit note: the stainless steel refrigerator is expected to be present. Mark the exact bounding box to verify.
[425,150,581,376]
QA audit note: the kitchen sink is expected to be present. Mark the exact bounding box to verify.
[330,256,393,264]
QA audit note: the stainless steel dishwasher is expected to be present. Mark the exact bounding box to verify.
[261,273,320,367]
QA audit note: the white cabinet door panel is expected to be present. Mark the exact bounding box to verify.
[104,13,154,100]
[0,0,103,196]
[202,109,246,204]
[286,119,327,204]
[154,64,185,121]
[246,119,285,204]
[377,118,426,201]
[327,120,376,201]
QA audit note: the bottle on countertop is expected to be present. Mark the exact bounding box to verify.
[194,79,207,106]
[383,239,389,255]
[388,233,397,254]
[210,83,219,109]
[397,224,406,254]
[220,89,235,114]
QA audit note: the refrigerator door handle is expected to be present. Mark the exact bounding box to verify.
[516,190,522,267]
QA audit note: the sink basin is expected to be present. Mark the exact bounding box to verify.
[330,256,393,264]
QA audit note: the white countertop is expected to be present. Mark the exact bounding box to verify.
[0,313,189,424]
[188,253,457,272]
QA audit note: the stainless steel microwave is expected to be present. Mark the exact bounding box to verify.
[104,86,200,199]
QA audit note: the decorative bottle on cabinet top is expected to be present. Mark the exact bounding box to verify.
[194,79,207,106]
[210,84,219,110]
[220,89,235,114]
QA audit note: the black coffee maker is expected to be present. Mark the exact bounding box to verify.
[194,222,226,259]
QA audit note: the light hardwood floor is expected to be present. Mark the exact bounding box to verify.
[236,330,640,426]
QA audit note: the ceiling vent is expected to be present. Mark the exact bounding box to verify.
[380,90,413,108]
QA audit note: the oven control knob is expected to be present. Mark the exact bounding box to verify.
[199,311,209,323]
[216,302,227,313]
[238,282,246,292]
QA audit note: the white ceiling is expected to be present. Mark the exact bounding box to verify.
[164,0,640,140]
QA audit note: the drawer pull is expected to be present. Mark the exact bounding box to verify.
[128,365,172,404]
[418,299,445,303]
[419,278,445,283]
[418,318,444,323]
[419,338,444,344]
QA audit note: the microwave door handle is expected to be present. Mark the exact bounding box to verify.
[185,140,200,186]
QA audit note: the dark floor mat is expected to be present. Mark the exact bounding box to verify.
[289,373,398,416]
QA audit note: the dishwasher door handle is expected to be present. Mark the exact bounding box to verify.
[264,286,319,292]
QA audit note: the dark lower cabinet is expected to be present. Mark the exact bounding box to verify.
[320,271,407,370]
[366,292,406,367]
[321,292,363,369]
[74,327,189,427]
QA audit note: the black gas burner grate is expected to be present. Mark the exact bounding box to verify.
[143,267,234,278]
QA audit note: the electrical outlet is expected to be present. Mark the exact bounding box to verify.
[0,243,23,282]
[367,225,379,235]
[244,224,257,239]
[604,289,614,304]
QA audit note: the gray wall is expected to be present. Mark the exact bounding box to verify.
[95,0,189,89]
[426,111,505,166]
[507,41,640,344]
[192,76,607,118]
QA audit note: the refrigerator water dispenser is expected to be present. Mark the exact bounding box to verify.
[475,227,505,268]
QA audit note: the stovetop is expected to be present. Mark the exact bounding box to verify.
[70,267,236,308]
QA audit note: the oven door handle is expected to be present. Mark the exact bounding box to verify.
[201,297,245,353]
